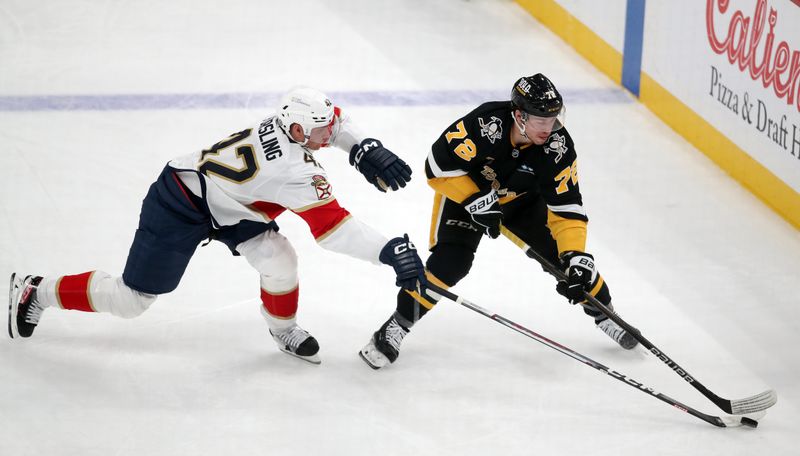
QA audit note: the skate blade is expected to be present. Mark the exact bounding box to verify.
[358,345,390,370]
[277,346,321,365]
[7,273,19,339]
[358,350,383,370]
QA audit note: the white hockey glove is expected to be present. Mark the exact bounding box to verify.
[462,189,502,238]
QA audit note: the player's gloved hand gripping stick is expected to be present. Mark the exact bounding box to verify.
[421,279,766,428]
[499,225,777,418]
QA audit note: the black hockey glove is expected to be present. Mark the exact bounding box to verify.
[379,234,426,291]
[349,138,412,192]
[462,189,502,239]
[556,251,597,304]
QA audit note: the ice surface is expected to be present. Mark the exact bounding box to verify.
[1,1,797,455]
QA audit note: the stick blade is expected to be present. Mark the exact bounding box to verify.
[730,389,777,414]
[719,409,766,428]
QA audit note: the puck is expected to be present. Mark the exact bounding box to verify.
[740,417,759,428]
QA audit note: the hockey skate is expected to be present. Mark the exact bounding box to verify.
[359,316,409,370]
[8,273,45,339]
[597,317,639,350]
[269,325,321,365]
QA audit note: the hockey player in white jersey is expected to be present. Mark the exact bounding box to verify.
[8,87,426,364]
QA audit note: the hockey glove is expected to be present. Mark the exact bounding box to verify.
[349,138,412,192]
[462,189,502,239]
[379,234,426,291]
[556,251,597,304]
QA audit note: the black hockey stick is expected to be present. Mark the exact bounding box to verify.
[422,281,762,428]
[499,226,777,416]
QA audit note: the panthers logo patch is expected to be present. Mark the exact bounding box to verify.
[544,133,567,163]
[311,174,332,200]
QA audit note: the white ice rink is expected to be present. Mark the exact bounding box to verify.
[1,1,798,454]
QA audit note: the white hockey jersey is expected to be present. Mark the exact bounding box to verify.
[168,108,389,265]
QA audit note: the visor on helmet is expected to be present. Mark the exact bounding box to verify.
[515,106,566,143]
[305,117,335,145]
[522,106,565,133]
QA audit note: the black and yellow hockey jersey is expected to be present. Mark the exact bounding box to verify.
[424,101,589,253]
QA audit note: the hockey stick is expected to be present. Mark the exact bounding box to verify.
[423,281,762,428]
[499,226,777,416]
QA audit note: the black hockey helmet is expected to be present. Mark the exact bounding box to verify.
[510,73,563,117]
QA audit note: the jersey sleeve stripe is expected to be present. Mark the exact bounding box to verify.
[426,149,468,178]
[293,198,352,240]
[546,203,587,217]
[314,214,352,242]
[249,201,286,221]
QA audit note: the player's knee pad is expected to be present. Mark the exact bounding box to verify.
[426,243,474,286]
[117,289,157,319]
[239,230,298,287]
[97,274,157,318]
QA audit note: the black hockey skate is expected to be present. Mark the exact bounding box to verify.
[8,273,45,339]
[597,317,639,350]
[269,325,321,365]
[359,316,409,370]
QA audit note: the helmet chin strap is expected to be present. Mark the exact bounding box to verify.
[514,111,531,140]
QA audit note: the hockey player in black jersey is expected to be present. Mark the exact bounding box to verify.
[360,73,638,369]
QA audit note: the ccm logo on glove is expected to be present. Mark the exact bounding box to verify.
[393,240,416,255]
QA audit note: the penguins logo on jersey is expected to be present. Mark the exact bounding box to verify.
[311,174,332,200]
[544,133,568,163]
[478,116,503,144]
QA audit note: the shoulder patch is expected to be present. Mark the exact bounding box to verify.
[311,174,332,200]
[544,133,568,164]
[478,116,503,144]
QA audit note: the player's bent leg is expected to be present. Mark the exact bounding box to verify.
[398,243,475,326]
[95,275,157,318]
[238,230,319,364]
[9,271,158,338]
[39,271,156,318]
[360,243,475,369]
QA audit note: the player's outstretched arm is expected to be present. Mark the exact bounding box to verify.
[349,138,412,192]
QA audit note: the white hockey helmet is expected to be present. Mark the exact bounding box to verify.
[276,87,335,145]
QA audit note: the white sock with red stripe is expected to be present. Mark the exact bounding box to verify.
[259,280,300,331]
[36,271,156,318]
